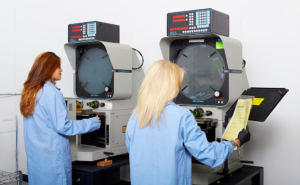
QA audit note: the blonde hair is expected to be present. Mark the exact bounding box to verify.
[134,60,185,128]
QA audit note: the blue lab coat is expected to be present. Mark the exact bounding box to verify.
[23,81,100,185]
[125,102,233,185]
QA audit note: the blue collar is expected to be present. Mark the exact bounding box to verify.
[46,81,61,91]
[166,101,175,106]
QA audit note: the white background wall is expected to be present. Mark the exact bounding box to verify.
[0,0,299,184]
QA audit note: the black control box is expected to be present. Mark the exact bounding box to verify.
[167,8,229,37]
[68,21,119,43]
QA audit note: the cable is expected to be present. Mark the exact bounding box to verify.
[243,59,246,68]
[0,93,21,95]
[0,94,21,98]
[132,48,144,69]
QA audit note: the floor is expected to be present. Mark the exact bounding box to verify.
[19,181,129,185]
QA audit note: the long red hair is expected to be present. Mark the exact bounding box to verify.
[20,52,61,117]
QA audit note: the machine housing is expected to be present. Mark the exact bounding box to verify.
[160,33,248,185]
[65,40,144,161]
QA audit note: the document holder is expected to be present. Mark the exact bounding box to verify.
[225,88,289,122]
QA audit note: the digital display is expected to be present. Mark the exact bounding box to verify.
[173,14,185,18]
[170,27,189,31]
[68,21,120,43]
[173,19,186,23]
[69,22,97,42]
[167,9,212,36]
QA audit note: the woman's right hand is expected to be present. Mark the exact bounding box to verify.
[237,126,250,146]
[96,115,102,125]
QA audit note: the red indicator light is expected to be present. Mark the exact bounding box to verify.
[173,19,186,23]
[70,35,82,39]
[173,15,185,19]
[72,29,81,32]
[107,93,112,95]
[170,27,189,31]
[72,26,81,29]
[216,99,224,101]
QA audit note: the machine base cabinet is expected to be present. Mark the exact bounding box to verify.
[72,155,130,185]
[210,165,263,185]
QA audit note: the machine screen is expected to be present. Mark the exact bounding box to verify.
[76,43,114,99]
[177,44,225,101]
[168,9,212,36]
[78,48,113,95]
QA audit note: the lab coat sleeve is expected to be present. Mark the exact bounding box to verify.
[125,116,132,153]
[46,91,100,136]
[125,128,131,153]
[183,111,233,168]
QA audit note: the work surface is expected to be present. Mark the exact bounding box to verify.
[72,155,129,173]
[72,155,263,185]
[209,165,263,185]
[72,155,130,185]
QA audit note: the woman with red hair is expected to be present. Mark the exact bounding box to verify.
[20,52,101,185]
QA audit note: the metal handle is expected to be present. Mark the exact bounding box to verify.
[104,151,114,155]
[240,160,254,164]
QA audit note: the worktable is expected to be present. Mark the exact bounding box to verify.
[72,155,263,185]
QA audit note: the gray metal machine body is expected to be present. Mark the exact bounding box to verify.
[160,34,249,185]
[64,41,144,162]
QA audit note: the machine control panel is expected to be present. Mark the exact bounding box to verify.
[167,8,229,37]
[69,22,97,42]
[68,21,120,43]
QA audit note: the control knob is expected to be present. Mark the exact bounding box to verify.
[214,91,221,98]
[105,86,110,92]
[87,101,100,108]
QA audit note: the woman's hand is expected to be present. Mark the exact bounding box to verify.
[96,115,102,125]
[237,126,250,146]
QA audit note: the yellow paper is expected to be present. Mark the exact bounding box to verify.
[253,98,264,106]
[222,99,253,141]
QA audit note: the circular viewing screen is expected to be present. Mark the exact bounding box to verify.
[78,48,113,95]
[176,44,225,101]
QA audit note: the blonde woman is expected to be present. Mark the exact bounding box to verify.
[125,60,250,185]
